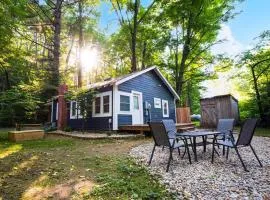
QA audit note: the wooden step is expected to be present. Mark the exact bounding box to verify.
[177,126,195,132]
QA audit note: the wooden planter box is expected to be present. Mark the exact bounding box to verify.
[8,130,45,142]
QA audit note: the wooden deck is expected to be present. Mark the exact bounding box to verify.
[119,123,195,134]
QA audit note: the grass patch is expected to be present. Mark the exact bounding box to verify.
[0,129,171,199]
[86,156,174,199]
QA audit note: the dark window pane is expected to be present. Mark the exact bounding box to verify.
[95,97,101,114]
[71,102,76,116]
[120,103,130,111]
[103,95,110,113]
[103,95,109,104]
[120,95,130,111]
[163,101,168,115]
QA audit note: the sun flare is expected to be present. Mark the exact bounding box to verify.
[80,47,100,72]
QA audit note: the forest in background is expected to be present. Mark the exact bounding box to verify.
[0,0,269,127]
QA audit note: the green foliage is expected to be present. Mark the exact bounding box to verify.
[64,126,73,132]
[65,87,96,130]
[0,86,41,126]
[235,31,270,124]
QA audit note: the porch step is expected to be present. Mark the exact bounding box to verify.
[177,126,195,132]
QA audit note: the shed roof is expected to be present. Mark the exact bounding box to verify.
[200,94,238,102]
[87,66,180,99]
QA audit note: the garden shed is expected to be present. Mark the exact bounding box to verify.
[200,94,240,128]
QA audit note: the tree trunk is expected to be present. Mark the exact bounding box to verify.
[141,41,147,69]
[187,81,192,113]
[131,0,139,72]
[251,66,264,120]
[4,69,10,90]
[78,1,83,87]
[65,34,75,71]
[176,21,192,102]
[52,0,62,90]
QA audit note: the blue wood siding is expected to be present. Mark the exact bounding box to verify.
[67,86,113,130]
[118,115,132,126]
[118,70,176,125]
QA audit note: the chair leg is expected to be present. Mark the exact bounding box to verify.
[250,145,263,167]
[162,146,164,151]
[235,147,248,172]
[166,148,173,172]
[223,145,225,156]
[185,139,192,164]
[177,147,181,156]
[211,141,215,164]
[182,145,187,158]
[148,145,156,165]
[226,147,229,160]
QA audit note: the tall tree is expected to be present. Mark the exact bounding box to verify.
[237,31,270,124]
[162,0,238,104]
[110,0,157,72]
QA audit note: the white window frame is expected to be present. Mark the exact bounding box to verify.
[118,91,132,114]
[162,99,169,117]
[92,91,112,117]
[154,98,161,108]
[70,101,83,119]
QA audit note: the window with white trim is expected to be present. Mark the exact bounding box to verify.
[103,95,110,113]
[162,100,169,117]
[92,91,112,117]
[120,95,130,111]
[94,97,101,114]
[70,101,83,119]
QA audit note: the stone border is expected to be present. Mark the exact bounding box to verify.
[47,131,145,140]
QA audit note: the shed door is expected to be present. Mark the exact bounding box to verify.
[132,91,143,124]
[201,102,217,128]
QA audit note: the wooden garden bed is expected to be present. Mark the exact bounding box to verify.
[8,130,44,142]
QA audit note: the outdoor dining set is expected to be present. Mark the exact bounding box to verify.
[148,118,263,172]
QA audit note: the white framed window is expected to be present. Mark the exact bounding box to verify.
[70,101,83,119]
[120,95,130,111]
[103,95,110,113]
[162,100,169,117]
[154,98,161,108]
[94,97,101,114]
[92,91,112,117]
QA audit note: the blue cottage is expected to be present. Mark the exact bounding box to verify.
[51,66,180,130]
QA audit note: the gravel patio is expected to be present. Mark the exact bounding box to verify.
[130,136,270,199]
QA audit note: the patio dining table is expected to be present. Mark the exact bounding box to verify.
[176,131,222,162]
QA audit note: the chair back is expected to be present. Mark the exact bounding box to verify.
[217,119,234,134]
[149,122,170,147]
[236,118,258,146]
[162,119,177,139]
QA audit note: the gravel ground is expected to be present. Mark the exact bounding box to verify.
[130,136,270,199]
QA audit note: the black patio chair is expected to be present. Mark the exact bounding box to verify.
[162,119,193,155]
[211,118,263,172]
[215,118,235,154]
[148,122,191,172]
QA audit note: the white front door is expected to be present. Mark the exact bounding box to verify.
[132,91,143,124]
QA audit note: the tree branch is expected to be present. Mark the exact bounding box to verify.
[137,0,157,24]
